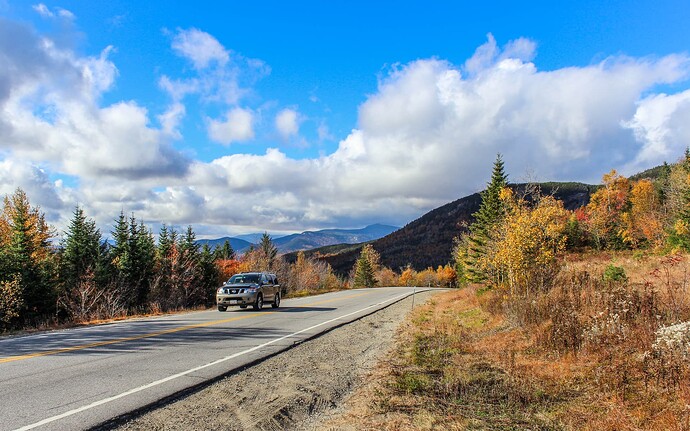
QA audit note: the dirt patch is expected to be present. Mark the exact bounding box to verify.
[107,290,438,431]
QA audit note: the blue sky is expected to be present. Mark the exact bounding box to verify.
[0,0,689,238]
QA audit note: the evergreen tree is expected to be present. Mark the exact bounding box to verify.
[352,244,379,288]
[258,232,278,271]
[198,244,220,305]
[213,240,235,261]
[180,225,201,305]
[61,206,101,290]
[152,224,176,309]
[133,221,156,307]
[464,154,509,283]
[110,212,156,309]
[111,211,130,277]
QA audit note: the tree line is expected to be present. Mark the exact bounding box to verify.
[1,189,419,332]
[0,191,229,330]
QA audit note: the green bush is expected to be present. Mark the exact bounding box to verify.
[603,264,627,283]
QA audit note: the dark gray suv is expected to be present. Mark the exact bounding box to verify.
[216,272,281,311]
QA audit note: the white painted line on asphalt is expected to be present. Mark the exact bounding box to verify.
[14,290,413,431]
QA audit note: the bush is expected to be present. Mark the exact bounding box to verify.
[603,264,627,282]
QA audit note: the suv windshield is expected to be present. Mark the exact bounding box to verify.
[228,274,261,284]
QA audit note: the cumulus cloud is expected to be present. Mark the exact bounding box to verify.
[4,22,690,236]
[172,37,690,232]
[0,157,64,211]
[161,28,270,107]
[171,28,228,70]
[0,18,190,183]
[624,89,690,170]
[275,108,300,140]
[207,107,255,144]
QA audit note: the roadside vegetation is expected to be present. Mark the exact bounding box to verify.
[336,153,690,429]
[0,189,454,333]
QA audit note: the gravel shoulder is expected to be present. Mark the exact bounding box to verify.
[104,290,438,431]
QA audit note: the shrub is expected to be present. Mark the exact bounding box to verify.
[603,264,627,282]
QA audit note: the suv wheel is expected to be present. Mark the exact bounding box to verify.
[253,294,263,310]
[272,292,280,308]
[218,305,227,312]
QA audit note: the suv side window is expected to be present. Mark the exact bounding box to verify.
[261,274,269,285]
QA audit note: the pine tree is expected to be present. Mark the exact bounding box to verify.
[61,206,101,290]
[177,225,201,306]
[152,224,174,308]
[111,211,130,276]
[464,154,508,283]
[258,232,278,271]
[133,221,156,307]
[352,244,379,288]
[198,244,220,305]
[213,240,235,261]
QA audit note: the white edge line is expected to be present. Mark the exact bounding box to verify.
[15,291,413,431]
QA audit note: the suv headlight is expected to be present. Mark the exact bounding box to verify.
[217,287,225,294]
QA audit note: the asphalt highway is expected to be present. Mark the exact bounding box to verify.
[0,287,426,431]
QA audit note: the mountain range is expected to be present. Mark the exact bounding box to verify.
[196,224,399,254]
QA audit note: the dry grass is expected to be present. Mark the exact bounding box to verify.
[323,252,690,430]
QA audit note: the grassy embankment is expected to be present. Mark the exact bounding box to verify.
[336,252,690,430]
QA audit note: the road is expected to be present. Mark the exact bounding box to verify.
[0,287,423,431]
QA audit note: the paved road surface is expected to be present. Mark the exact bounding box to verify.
[0,287,425,431]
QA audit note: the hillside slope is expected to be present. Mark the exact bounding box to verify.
[299,182,597,276]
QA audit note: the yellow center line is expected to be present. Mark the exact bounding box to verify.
[0,290,376,364]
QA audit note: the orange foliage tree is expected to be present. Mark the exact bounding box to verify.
[583,170,630,249]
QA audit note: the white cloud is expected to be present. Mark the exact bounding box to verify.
[624,89,690,170]
[207,107,255,144]
[32,3,74,20]
[3,22,690,237]
[32,3,53,18]
[170,38,690,233]
[0,19,190,183]
[275,108,300,140]
[158,102,186,138]
[171,28,229,70]
[317,122,334,141]
[57,8,74,20]
[0,158,63,211]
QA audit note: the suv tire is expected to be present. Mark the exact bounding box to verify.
[218,305,227,312]
[272,292,280,308]
[253,294,263,310]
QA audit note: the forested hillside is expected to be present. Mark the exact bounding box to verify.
[301,182,597,276]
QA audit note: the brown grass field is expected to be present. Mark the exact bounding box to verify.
[324,252,690,430]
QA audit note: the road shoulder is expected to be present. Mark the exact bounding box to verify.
[107,290,438,431]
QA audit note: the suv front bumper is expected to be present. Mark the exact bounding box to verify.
[216,290,258,307]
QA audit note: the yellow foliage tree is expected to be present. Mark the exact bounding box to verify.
[620,179,664,248]
[436,264,457,287]
[492,189,569,297]
[399,265,415,286]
